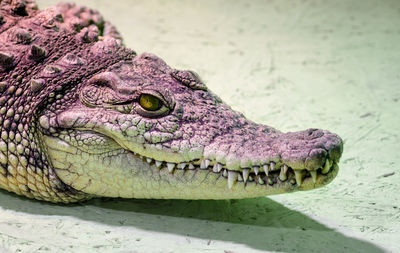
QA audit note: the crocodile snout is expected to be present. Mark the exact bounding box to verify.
[276,128,343,171]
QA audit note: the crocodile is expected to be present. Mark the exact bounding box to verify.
[0,0,343,203]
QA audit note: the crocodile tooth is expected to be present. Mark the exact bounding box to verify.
[223,169,228,177]
[146,158,153,164]
[253,166,259,175]
[279,164,288,181]
[263,164,269,176]
[139,155,143,159]
[228,171,238,189]
[238,173,243,182]
[310,170,317,183]
[270,162,275,171]
[179,163,186,170]
[249,175,254,182]
[167,163,175,173]
[155,160,162,168]
[217,163,223,172]
[200,159,210,169]
[213,163,223,172]
[322,159,331,174]
[294,170,304,186]
[200,159,206,169]
[188,163,195,170]
[213,163,218,172]
[242,168,249,182]
[258,177,265,185]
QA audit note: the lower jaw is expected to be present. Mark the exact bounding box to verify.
[46,132,340,199]
[49,143,339,199]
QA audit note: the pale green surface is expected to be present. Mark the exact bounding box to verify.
[1,0,399,252]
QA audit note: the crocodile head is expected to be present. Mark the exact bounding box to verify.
[0,1,342,202]
[40,53,343,199]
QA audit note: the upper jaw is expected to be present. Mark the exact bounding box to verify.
[199,127,343,171]
[126,127,343,190]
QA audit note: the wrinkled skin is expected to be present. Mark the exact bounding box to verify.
[0,0,342,202]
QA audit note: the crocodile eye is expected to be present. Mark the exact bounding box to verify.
[134,91,171,118]
[139,94,161,111]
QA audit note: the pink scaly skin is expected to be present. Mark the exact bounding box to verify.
[0,0,342,203]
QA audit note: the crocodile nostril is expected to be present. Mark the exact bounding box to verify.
[306,128,324,140]
[307,128,318,136]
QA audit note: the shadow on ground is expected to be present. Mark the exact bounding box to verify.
[0,190,384,253]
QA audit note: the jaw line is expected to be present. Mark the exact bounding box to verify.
[42,130,339,199]
[127,148,340,196]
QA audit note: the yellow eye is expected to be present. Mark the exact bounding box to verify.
[139,94,162,111]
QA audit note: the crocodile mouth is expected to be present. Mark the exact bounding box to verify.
[43,130,339,198]
[131,150,339,190]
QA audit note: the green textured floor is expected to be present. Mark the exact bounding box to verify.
[1,0,399,252]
